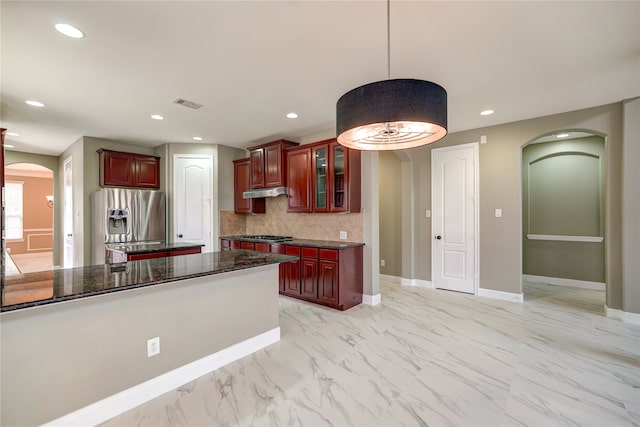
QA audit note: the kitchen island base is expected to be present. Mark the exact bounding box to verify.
[1,264,280,427]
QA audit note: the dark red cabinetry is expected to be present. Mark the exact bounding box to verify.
[247,139,299,189]
[233,158,265,214]
[98,149,160,189]
[286,139,360,213]
[109,246,201,263]
[286,146,312,212]
[219,238,362,310]
[283,246,302,295]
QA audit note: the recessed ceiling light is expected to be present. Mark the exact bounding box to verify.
[286,112,298,119]
[55,23,85,39]
[150,114,164,120]
[556,133,570,138]
[5,144,15,148]
[480,109,494,116]
[26,100,45,107]
[6,132,20,137]
[192,136,203,141]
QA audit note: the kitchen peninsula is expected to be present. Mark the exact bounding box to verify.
[0,250,296,427]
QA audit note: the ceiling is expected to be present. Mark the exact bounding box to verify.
[1,1,639,156]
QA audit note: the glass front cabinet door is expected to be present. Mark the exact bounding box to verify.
[312,145,328,212]
[331,143,347,212]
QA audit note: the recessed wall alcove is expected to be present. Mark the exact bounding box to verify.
[522,131,606,285]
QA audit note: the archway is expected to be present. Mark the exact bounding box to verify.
[4,163,54,274]
[521,130,606,313]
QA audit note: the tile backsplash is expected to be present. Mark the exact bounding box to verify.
[219,196,364,242]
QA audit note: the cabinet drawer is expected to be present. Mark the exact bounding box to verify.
[240,241,255,250]
[255,242,270,252]
[285,245,301,256]
[319,249,338,261]
[270,243,284,254]
[301,247,318,258]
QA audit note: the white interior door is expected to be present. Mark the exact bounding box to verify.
[173,155,213,253]
[63,156,74,268]
[432,143,478,294]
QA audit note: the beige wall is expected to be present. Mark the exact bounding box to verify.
[378,152,402,276]
[622,98,640,314]
[0,265,280,426]
[394,102,630,310]
[522,136,605,282]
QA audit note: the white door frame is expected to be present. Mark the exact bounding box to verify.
[63,156,74,268]
[172,154,215,252]
[431,142,479,294]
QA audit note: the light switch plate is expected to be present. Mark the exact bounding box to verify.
[495,208,502,218]
[426,210,431,218]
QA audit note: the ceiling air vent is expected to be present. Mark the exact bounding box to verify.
[172,98,203,110]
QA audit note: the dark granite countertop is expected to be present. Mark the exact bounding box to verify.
[1,250,297,313]
[106,241,204,254]
[221,236,365,249]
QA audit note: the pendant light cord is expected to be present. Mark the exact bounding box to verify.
[387,0,391,80]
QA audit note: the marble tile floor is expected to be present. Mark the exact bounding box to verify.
[101,280,639,427]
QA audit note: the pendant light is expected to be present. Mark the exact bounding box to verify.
[336,1,447,150]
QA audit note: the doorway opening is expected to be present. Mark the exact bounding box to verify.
[4,162,54,274]
[521,131,606,314]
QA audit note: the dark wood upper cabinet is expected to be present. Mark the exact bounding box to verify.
[286,146,312,212]
[233,158,265,214]
[249,148,265,189]
[247,139,298,189]
[97,149,160,189]
[286,139,360,213]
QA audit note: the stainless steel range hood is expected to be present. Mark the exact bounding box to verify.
[242,186,287,199]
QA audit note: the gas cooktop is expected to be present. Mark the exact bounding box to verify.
[243,235,294,243]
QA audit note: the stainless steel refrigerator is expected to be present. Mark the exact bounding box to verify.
[91,188,165,265]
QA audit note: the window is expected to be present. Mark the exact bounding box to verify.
[5,181,24,240]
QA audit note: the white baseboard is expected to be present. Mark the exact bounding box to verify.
[362,293,381,305]
[523,274,605,291]
[378,274,433,288]
[606,305,640,325]
[402,278,433,288]
[42,327,281,427]
[477,288,524,303]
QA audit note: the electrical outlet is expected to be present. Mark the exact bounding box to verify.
[380,259,386,267]
[339,231,347,240]
[147,337,160,358]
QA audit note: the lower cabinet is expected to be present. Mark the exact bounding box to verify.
[318,259,339,306]
[280,244,362,311]
[283,246,302,295]
[219,239,363,310]
[300,248,318,299]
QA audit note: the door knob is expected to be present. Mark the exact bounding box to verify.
[67,234,73,237]
[436,235,442,240]
[177,234,183,238]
